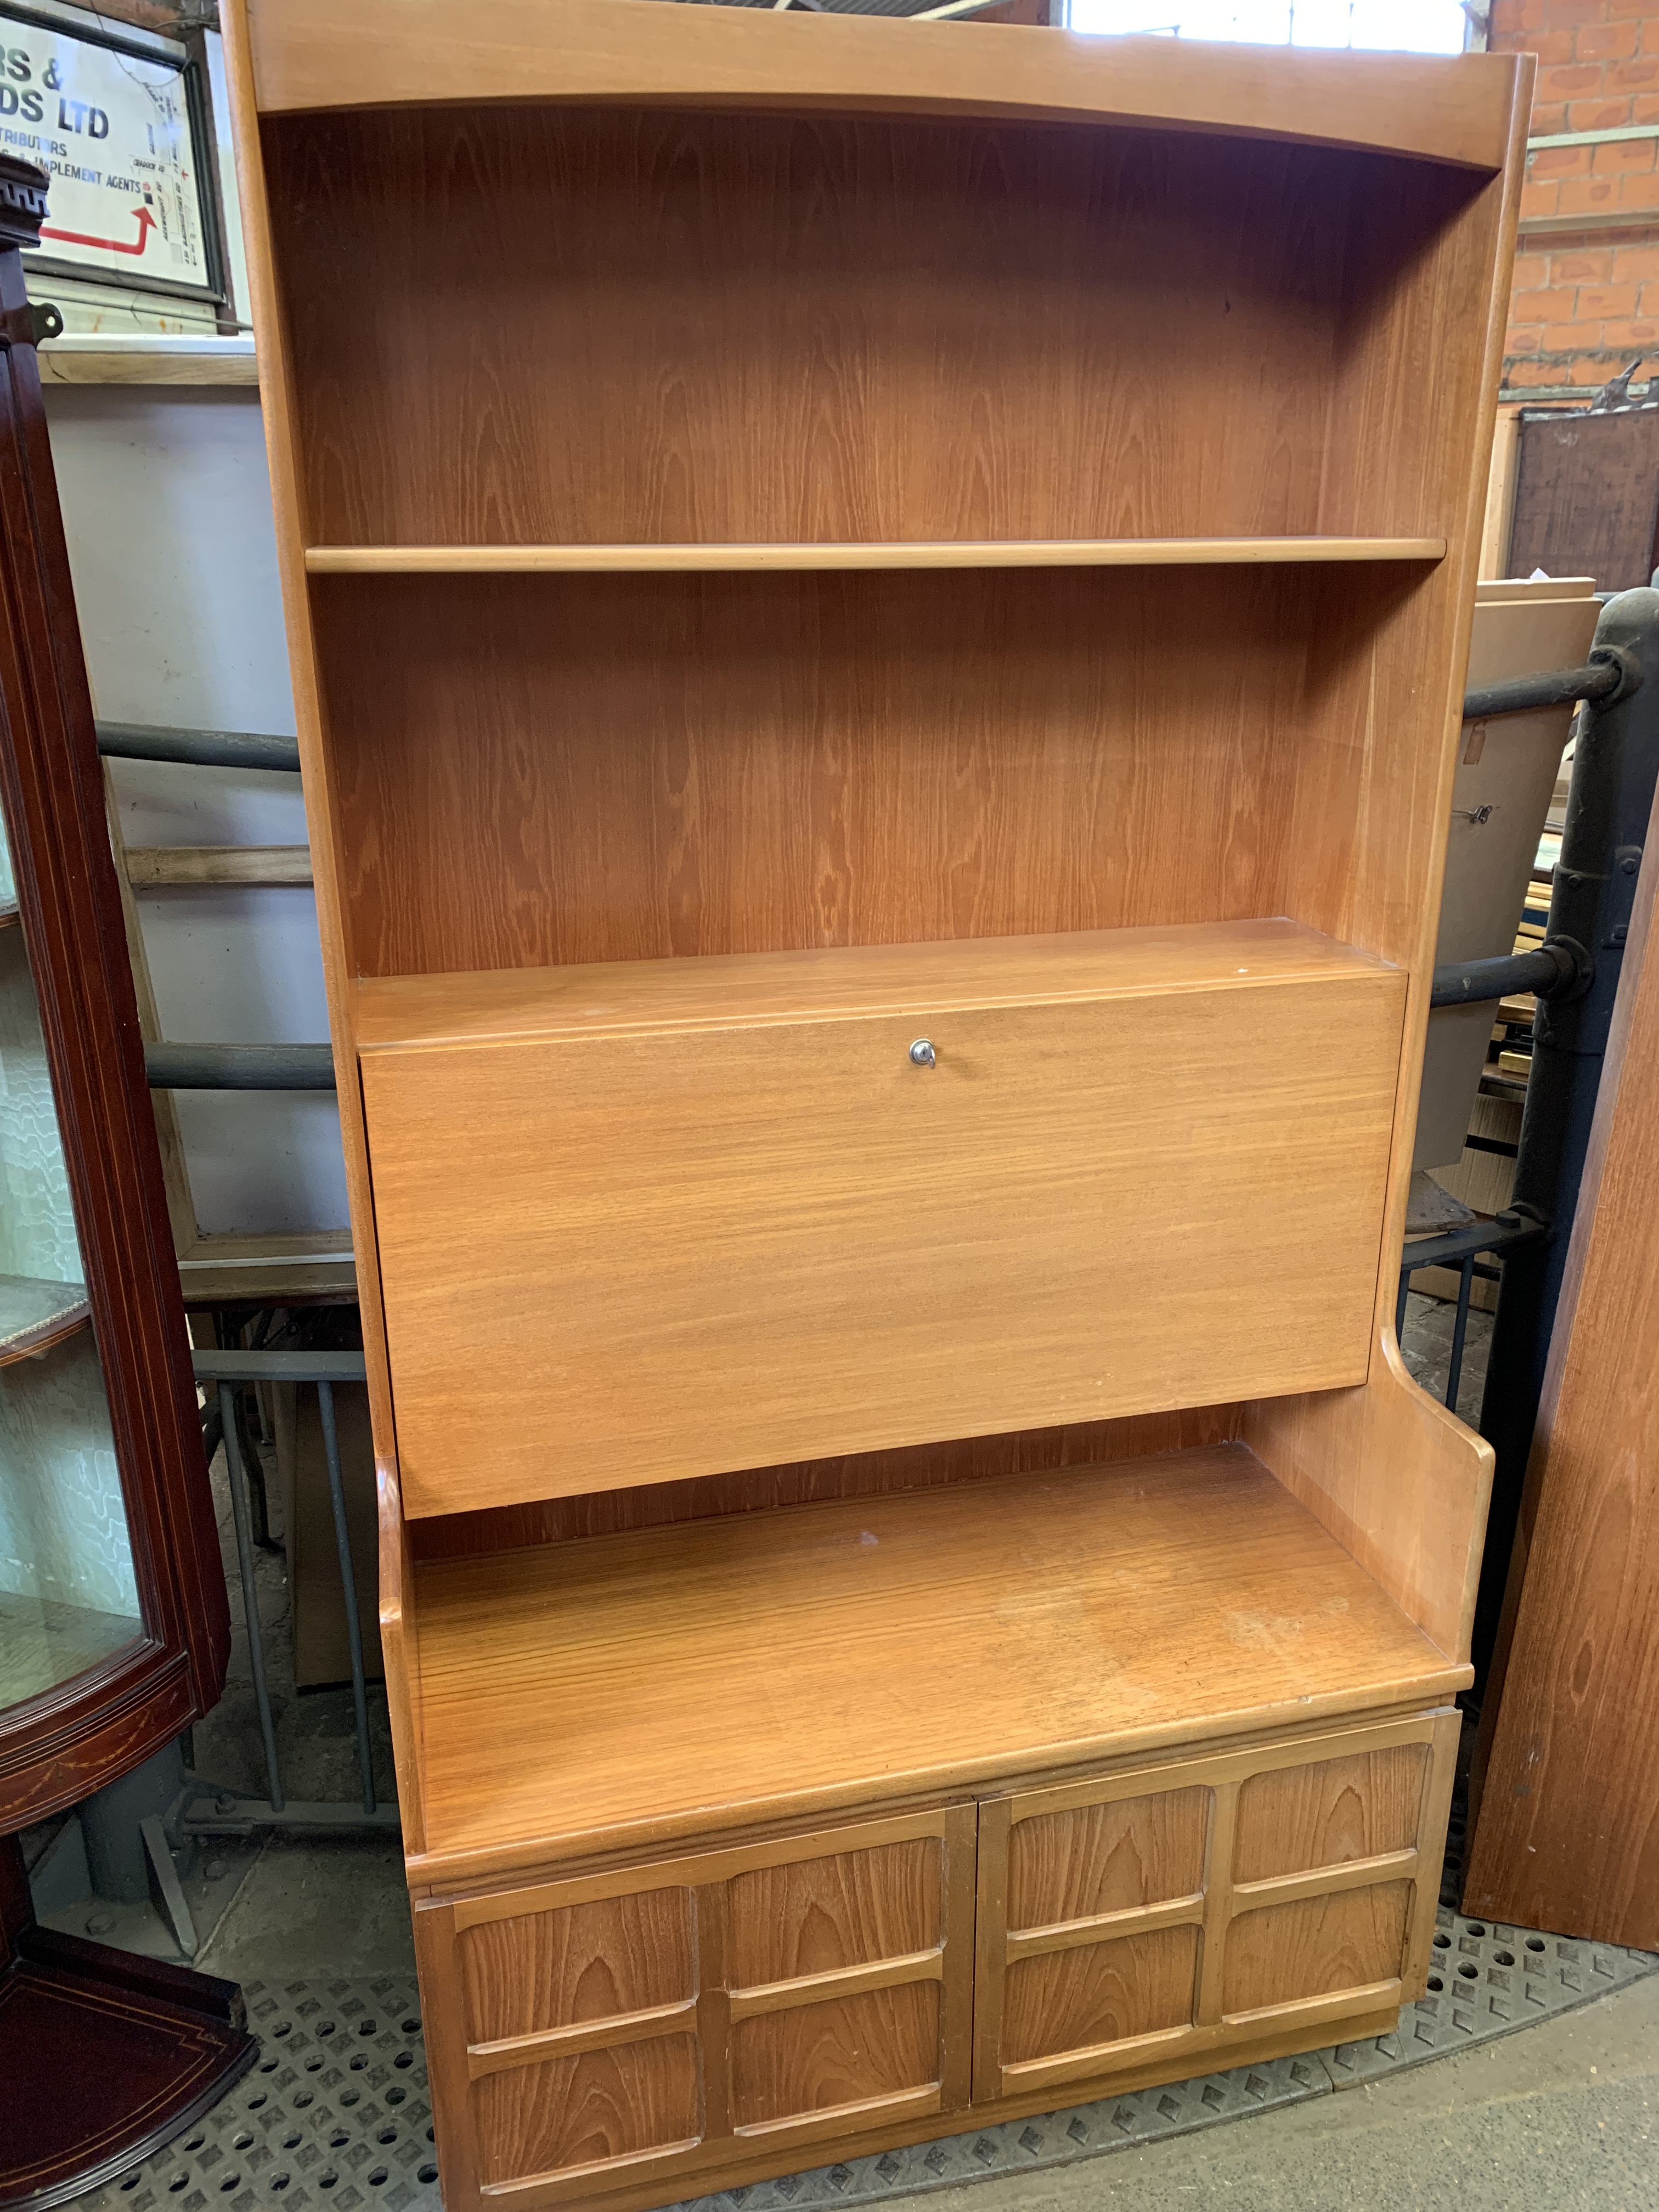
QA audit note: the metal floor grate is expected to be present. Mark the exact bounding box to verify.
[88,1978,438,2212]
[76,1909,1656,2212]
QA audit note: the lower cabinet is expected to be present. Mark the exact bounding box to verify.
[415,1711,1455,2209]
[416,1806,977,2204]
[974,1711,1458,2101]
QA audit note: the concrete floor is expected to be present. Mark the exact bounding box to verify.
[195,1829,415,1980]
[1400,1289,1493,1429]
[927,1972,1659,2212]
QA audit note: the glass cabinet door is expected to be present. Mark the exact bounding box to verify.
[0,812,143,1711]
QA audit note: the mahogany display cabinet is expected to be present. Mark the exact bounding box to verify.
[0,153,251,2210]
[223,4,1532,2205]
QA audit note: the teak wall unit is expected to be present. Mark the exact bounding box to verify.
[222,4,1531,2204]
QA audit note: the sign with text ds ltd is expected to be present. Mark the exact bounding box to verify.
[0,5,215,297]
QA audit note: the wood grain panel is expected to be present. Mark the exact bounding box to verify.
[458,1889,693,2045]
[314,562,1384,983]
[268,107,1361,551]
[245,0,1521,173]
[1221,1881,1409,2017]
[1243,110,1527,1665]
[354,918,1391,1047]
[219,0,413,1862]
[408,1446,1466,1880]
[1008,1790,1209,1931]
[306,537,1447,574]
[407,1403,1242,1559]
[362,934,1402,1515]
[1001,1926,1198,2066]
[471,2034,700,2186]
[731,1982,937,2130]
[1465,753,1659,1950]
[729,1843,939,1990]
[1233,1745,1426,1883]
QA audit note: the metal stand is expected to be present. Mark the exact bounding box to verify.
[1401,589,1659,1689]
[184,1349,398,1839]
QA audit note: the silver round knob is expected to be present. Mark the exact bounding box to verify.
[909,1039,936,1068]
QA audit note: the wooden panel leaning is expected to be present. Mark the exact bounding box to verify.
[219,1,1529,2203]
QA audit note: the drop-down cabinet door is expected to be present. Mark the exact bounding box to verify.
[359,922,1406,1516]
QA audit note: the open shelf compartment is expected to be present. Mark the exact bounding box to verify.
[404,1441,1467,1880]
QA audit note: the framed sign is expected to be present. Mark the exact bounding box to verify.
[0,1,222,302]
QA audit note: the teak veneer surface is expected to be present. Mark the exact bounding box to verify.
[409,1445,1466,1878]
[313,563,1427,984]
[304,539,1447,575]
[244,0,1515,173]
[360,926,1404,1512]
[353,918,1391,1051]
[266,104,1481,554]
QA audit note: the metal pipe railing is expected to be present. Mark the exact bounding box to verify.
[1462,651,1627,723]
[1397,1212,1548,1418]
[188,1348,393,1837]
[96,720,301,774]
[1429,939,1592,1010]
[145,1043,336,1091]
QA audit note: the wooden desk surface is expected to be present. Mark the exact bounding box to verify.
[409,1443,1464,1883]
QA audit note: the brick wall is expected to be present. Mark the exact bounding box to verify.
[1496,0,1659,396]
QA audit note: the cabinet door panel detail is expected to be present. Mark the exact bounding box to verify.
[732,1982,939,2130]
[975,1712,1455,2102]
[1008,1788,1207,1929]
[420,1805,974,2198]
[1222,1881,1412,2018]
[1234,1746,1427,1883]
[459,1887,694,2044]
[1001,1926,1199,2068]
[729,1840,939,1988]
[472,2034,700,2187]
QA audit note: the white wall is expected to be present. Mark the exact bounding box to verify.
[43,380,348,1239]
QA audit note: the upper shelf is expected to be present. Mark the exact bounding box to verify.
[242,0,1523,173]
[307,537,1447,579]
[353,916,1394,1056]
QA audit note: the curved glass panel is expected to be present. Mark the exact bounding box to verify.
[0,814,142,1709]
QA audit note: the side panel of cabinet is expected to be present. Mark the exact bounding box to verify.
[973,1710,1457,2102]
[415,1806,975,2210]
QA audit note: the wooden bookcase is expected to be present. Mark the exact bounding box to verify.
[223,5,1531,2205]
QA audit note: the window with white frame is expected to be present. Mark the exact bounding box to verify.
[1065,0,1471,55]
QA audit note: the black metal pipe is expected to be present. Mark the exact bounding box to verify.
[1446,1254,1475,1414]
[193,1350,367,1385]
[145,1042,336,1090]
[1462,652,1626,723]
[96,720,302,774]
[1401,1212,1547,1276]
[1473,585,1659,1684]
[1429,939,1592,1009]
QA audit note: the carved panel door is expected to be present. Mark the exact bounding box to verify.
[973,1712,1458,2102]
[416,1807,976,2209]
